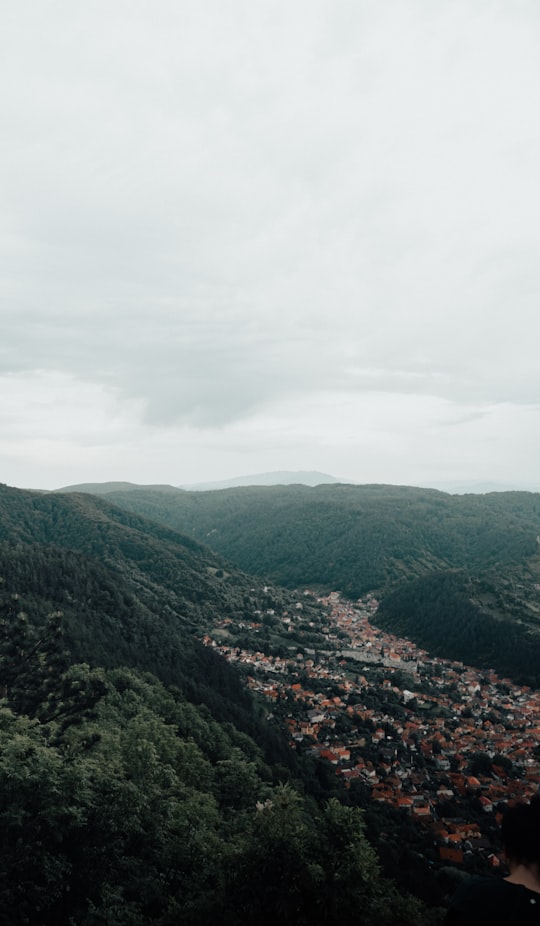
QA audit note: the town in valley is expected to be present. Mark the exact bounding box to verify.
[203,590,540,879]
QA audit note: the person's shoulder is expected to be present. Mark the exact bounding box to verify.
[450,875,509,909]
[448,876,540,923]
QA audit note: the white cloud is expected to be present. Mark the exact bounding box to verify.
[0,372,143,441]
[1,1,540,488]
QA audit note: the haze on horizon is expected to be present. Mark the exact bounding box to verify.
[2,1,540,493]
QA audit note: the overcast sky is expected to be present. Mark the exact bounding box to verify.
[2,0,540,491]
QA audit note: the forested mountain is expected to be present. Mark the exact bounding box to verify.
[0,483,327,721]
[179,469,343,489]
[56,470,342,493]
[79,483,540,593]
[69,482,540,684]
[376,570,540,687]
[0,482,438,925]
[5,478,539,920]
[54,480,183,495]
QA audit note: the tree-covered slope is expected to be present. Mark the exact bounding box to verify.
[82,482,540,683]
[0,483,309,725]
[0,482,440,924]
[0,482,295,628]
[0,660,437,926]
[375,569,540,686]
[90,482,540,596]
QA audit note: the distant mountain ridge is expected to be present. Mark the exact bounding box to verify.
[435,479,540,494]
[54,480,183,495]
[52,474,540,495]
[179,470,345,490]
[54,471,344,495]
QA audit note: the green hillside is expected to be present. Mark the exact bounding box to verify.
[0,482,438,925]
[90,483,540,593]
[0,483,323,718]
[375,569,540,686]
[77,482,540,682]
[0,661,434,926]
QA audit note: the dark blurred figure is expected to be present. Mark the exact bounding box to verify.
[446,797,540,924]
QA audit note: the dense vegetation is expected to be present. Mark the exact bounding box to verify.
[73,482,540,684]
[0,484,439,924]
[3,651,432,924]
[376,571,540,686]
[86,483,540,597]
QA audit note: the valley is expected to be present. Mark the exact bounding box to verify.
[203,590,540,897]
[3,480,540,921]
[73,482,540,685]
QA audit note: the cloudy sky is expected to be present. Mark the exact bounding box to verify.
[2,0,540,491]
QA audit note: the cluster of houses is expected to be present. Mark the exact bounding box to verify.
[203,591,540,869]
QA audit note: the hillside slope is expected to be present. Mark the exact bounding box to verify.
[79,482,540,682]
[83,482,540,590]
[0,483,312,711]
[0,482,439,925]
